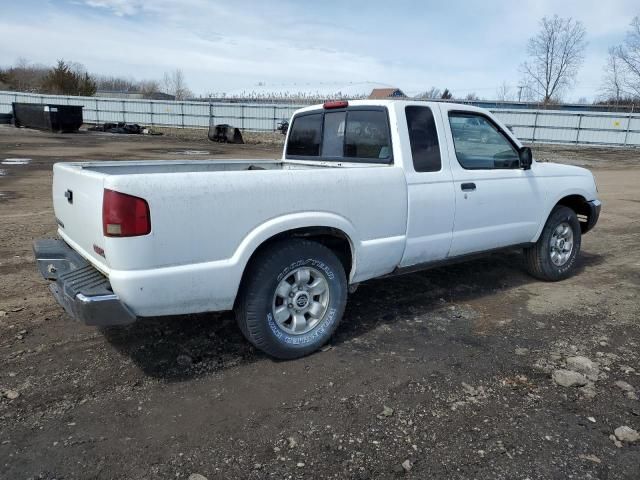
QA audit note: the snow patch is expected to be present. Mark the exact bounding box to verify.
[2,158,32,165]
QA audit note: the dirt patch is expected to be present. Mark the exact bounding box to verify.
[0,127,639,479]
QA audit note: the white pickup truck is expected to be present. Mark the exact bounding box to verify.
[34,100,601,359]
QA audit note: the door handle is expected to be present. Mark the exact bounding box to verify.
[461,182,476,191]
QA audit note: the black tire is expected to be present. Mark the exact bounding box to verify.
[524,206,582,281]
[235,239,348,359]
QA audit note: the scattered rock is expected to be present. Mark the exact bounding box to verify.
[188,474,208,480]
[609,434,623,448]
[552,369,588,388]
[614,380,635,392]
[380,405,394,417]
[614,426,639,443]
[580,383,597,399]
[287,436,298,449]
[296,462,305,468]
[4,390,19,400]
[401,459,413,472]
[566,356,599,379]
[176,354,193,367]
[461,383,483,397]
[578,454,601,464]
[587,417,596,423]
[0,310,6,317]
[515,348,530,356]
[627,391,639,401]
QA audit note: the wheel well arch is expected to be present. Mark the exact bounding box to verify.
[554,194,591,232]
[241,226,355,285]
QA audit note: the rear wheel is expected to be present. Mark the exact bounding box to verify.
[235,239,348,359]
[524,206,582,281]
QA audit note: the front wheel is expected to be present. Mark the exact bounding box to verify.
[524,206,582,281]
[235,239,348,359]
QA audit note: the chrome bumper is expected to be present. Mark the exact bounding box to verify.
[33,239,136,326]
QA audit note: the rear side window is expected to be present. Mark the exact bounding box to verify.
[344,110,391,160]
[286,108,391,163]
[405,106,441,172]
[286,113,322,156]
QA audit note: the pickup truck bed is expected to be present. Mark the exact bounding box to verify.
[52,158,408,317]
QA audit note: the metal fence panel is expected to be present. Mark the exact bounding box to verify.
[0,90,639,146]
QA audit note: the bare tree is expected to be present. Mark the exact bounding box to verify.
[2,58,49,92]
[601,47,628,104]
[521,15,587,103]
[610,16,640,99]
[417,87,441,99]
[162,69,192,100]
[139,80,161,98]
[464,92,479,101]
[496,81,513,101]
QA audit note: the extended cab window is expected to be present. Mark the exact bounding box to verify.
[286,108,391,163]
[344,110,391,160]
[449,113,520,170]
[406,106,441,172]
[286,113,322,156]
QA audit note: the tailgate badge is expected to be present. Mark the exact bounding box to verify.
[64,189,73,204]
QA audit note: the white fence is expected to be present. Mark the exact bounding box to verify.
[0,91,301,132]
[495,109,640,147]
[1,90,639,147]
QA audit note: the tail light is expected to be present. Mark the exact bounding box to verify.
[102,189,151,237]
[323,100,348,109]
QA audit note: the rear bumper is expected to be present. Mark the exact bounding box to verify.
[584,199,601,233]
[33,239,136,327]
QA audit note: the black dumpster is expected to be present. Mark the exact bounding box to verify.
[12,103,83,133]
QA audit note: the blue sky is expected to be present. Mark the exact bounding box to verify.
[1,0,638,100]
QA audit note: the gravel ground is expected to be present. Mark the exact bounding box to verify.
[0,126,639,479]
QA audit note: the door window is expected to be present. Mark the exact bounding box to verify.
[449,113,520,169]
[406,106,441,172]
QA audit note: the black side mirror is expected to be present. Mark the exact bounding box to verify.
[519,147,532,170]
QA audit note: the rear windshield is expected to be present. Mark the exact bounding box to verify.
[286,107,391,163]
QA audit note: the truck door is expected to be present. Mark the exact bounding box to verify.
[399,104,456,267]
[442,108,545,257]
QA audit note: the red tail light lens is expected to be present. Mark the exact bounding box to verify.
[102,189,151,237]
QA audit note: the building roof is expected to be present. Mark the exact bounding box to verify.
[368,88,406,99]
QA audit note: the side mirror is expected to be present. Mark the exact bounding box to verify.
[519,147,533,170]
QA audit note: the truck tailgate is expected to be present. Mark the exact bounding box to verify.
[52,163,109,273]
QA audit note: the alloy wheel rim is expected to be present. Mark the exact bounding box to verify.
[550,222,574,266]
[272,266,330,335]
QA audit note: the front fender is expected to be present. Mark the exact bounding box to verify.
[532,188,596,242]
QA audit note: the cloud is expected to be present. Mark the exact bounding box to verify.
[82,0,145,16]
[1,0,638,100]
